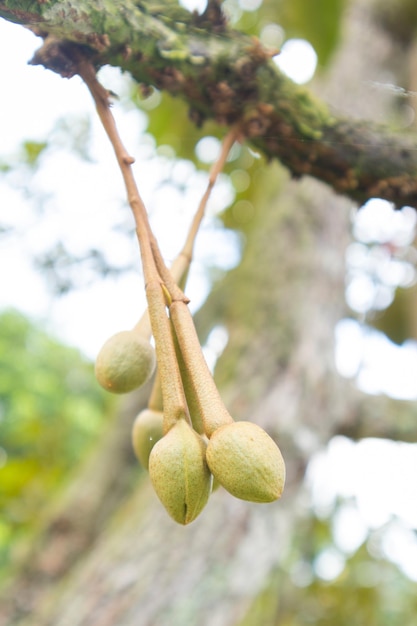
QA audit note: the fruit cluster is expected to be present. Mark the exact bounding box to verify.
[83,68,286,525]
[94,210,285,525]
[96,296,285,524]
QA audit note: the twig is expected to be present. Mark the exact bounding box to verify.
[77,58,189,428]
[181,127,240,262]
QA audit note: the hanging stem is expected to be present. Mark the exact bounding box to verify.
[79,63,187,305]
[155,126,240,296]
[166,130,240,436]
[77,59,188,429]
[145,281,189,430]
[78,58,240,435]
[147,369,163,412]
[169,299,233,437]
[135,127,240,419]
[134,125,240,336]
[182,127,239,261]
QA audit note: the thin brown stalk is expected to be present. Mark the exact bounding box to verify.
[77,59,188,426]
[182,127,239,261]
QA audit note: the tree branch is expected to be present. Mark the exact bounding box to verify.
[334,391,417,444]
[2,0,417,208]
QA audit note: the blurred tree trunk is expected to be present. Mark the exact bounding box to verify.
[1,1,417,625]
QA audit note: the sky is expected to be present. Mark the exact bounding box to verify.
[0,19,239,358]
[1,8,417,584]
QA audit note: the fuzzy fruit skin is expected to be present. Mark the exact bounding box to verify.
[95,330,156,394]
[132,409,164,470]
[149,419,212,525]
[206,421,285,503]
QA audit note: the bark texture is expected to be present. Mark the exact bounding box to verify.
[1,0,417,208]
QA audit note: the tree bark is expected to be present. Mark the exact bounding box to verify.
[1,0,417,208]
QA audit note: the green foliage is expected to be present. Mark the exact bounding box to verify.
[21,140,47,167]
[0,309,113,577]
[262,0,346,67]
[140,91,194,159]
[136,88,226,163]
[239,513,417,626]
[371,285,417,345]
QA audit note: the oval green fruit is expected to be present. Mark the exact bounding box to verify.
[149,419,212,525]
[95,330,156,394]
[206,421,285,503]
[132,409,164,469]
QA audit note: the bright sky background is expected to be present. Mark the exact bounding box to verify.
[0,19,239,359]
[1,7,417,584]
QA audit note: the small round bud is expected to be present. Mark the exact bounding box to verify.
[206,421,285,503]
[149,419,212,524]
[132,409,164,469]
[95,330,156,394]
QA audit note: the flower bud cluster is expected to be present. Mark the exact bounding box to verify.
[128,297,286,524]
[95,286,285,526]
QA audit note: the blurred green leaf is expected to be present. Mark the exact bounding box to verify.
[0,309,114,577]
[142,91,200,160]
[21,140,47,167]
[371,284,417,345]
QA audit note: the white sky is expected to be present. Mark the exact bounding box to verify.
[1,13,417,586]
[0,19,238,358]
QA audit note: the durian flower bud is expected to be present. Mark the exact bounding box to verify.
[206,421,285,503]
[95,330,156,394]
[149,418,212,524]
[132,409,164,470]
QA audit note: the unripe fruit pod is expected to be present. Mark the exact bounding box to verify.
[132,409,164,470]
[149,419,212,525]
[95,330,156,394]
[211,476,221,492]
[206,421,285,503]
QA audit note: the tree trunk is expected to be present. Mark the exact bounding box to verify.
[1,1,416,625]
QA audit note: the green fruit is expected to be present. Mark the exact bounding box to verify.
[211,476,221,492]
[132,409,164,469]
[149,418,212,525]
[95,330,156,394]
[206,421,285,503]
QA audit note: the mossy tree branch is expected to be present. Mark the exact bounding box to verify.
[1,0,417,208]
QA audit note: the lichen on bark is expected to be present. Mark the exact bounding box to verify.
[1,0,417,208]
